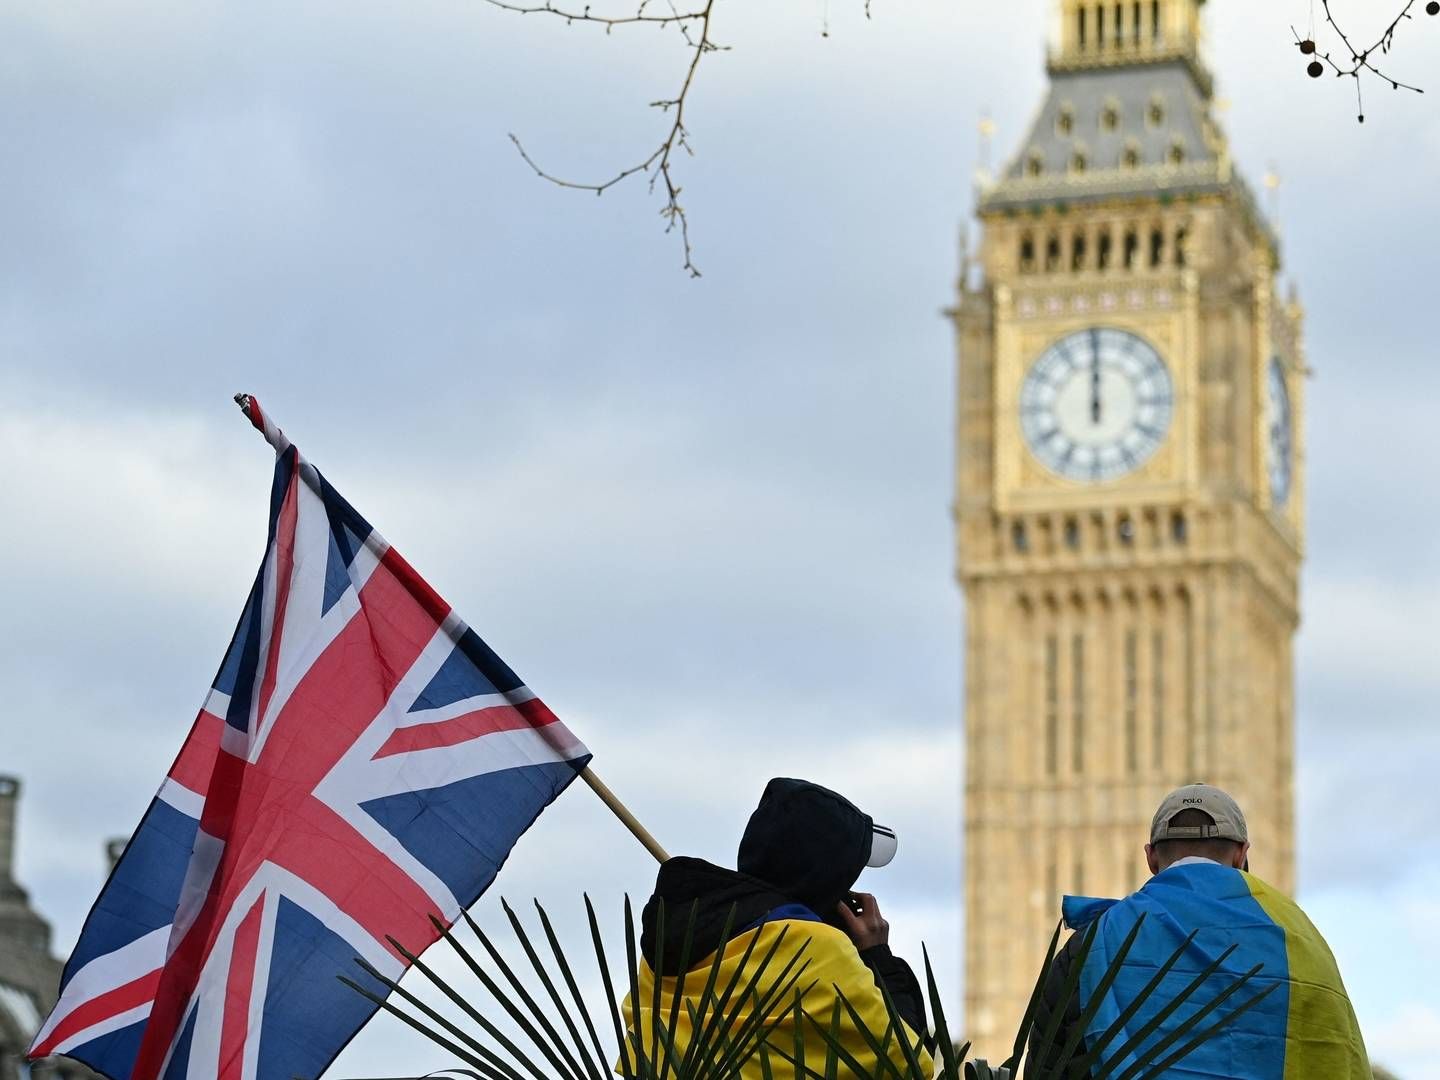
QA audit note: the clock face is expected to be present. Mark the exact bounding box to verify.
[1020,327,1174,482]
[1266,357,1292,508]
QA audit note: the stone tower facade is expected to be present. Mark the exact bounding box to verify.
[0,777,103,1080]
[952,0,1304,1053]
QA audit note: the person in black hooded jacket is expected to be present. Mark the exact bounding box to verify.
[623,778,932,1077]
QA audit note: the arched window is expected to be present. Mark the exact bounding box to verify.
[1150,226,1165,267]
[1174,225,1189,266]
[1057,105,1076,136]
[1169,140,1186,166]
[1020,232,1036,272]
[1070,150,1088,174]
[1101,101,1120,131]
[1044,634,1059,775]
[1071,633,1086,773]
[1122,142,1141,169]
[1071,231,1088,271]
[1046,233,1063,272]
[1124,629,1139,772]
[1097,227,1113,270]
[1123,228,1139,269]
[1026,150,1045,177]
[1148,96,1166,127]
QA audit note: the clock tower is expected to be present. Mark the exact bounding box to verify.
[951,0,1305,1053]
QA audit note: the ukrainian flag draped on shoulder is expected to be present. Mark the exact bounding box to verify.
[625,915,934,1079]
[1062,862,1369,1079]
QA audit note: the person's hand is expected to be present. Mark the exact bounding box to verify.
[835,892,889,951]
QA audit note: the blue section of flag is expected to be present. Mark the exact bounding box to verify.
[318,472,374,615]
[321,530,355,617]
[358,760,587,902]
[1067,862,1290,1079]
[408,628,524,711]
[213,593,257,700]
[70,1019,147,1080]
[161,1008,197,1080]
[61,800,200,990]
[255,898,392,1080]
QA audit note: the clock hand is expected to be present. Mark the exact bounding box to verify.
[1089,329,1101,424]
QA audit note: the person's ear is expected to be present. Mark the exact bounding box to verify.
[1145,843,1161,876]
[1233,842,1251,870]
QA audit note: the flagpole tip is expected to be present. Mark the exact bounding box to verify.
[233,393,253,416]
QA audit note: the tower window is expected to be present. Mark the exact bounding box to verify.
[1114,3,1124,44]
[1026,150,1045,177]
[1078,6,1088,48]
[1152,0,1162,42]
[1123,229,1139,269]
[1046,233,1062,272]
[1118,516,1135,543]
[1171,511,1188,543]
[1071,633,1085,773]
[1122,143,1141,169]
[1174,225,1189,266]
[1133,1,1142,44]
[1101,103,1120,131]
[1150,226,1164,267]
[1045,634,1060,776]
[1148,97,1166,127]
[1020,233,1036,272]
[1070,151,1088,174]
[1169,140,1186,166]
[1097,228,1113,270]
[1152,628,1166,769]
[1124,629,1139,772]
[1063,518,1080,549]
[1097,3,1106,47]
[1012,520,1030,551]
[1071,231,1088,271]
[1057,106,1075,136]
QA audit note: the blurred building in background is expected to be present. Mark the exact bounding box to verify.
[0,777,101,1080]
[951,0,1305,1053]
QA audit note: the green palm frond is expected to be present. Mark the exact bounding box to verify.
[342,901,1271,1079]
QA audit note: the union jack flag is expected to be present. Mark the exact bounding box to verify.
[29,398,591,1080]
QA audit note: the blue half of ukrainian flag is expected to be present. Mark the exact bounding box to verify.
[1062,862,1370,1079]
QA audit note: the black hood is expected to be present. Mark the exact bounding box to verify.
[640,857,790,975]
[736,778,873,921]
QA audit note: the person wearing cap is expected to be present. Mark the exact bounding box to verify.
[1025,783,1369,1079]
[623,777,933,1076]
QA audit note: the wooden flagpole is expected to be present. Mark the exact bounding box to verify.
[231,392,670,865]
[580,768,670,863]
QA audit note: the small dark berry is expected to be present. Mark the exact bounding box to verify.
[1300,38,1316,54]
[1307,60,1324,78]
[1427,1,1439,15]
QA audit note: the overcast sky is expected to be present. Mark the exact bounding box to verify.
[2,1,1438,1076]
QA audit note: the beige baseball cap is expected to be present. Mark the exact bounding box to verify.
[1150,783,1248,844]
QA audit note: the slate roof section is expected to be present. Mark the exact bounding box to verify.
[977,57,1275,252]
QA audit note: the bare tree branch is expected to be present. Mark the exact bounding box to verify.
[481,0,721,276]
[1293,1,1431,123]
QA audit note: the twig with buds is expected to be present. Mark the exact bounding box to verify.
[481,0,722,277]
[1293,0,1433,123]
